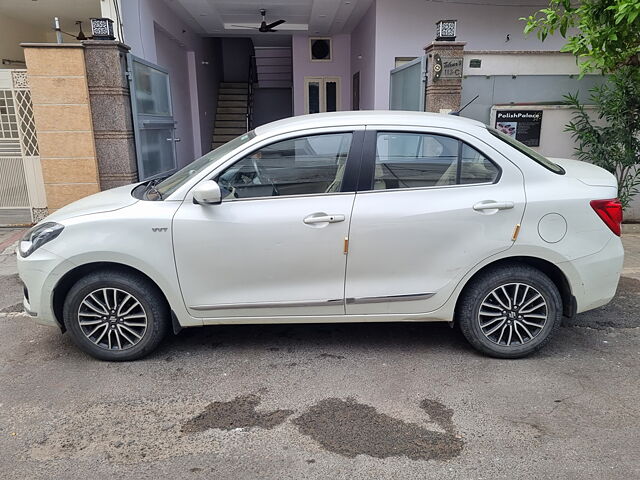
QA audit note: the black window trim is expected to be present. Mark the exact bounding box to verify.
[357,129,503,192]
[488,127,565,175]
[211,129,366,202]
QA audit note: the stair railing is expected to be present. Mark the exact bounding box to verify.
[246,55,257,132]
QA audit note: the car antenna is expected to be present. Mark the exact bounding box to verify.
[449,95,479,116]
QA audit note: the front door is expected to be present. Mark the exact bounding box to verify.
[304,76,341,114]
[173,130,362,319]
[345,127,526,315]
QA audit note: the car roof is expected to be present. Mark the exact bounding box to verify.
[254,110,487,137]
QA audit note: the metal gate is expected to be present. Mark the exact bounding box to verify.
[0,70,45,225]
[127,55,178,181]
[389,56,427,111]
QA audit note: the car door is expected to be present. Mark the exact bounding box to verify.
[345,126,526,315]
[173,128,363,319]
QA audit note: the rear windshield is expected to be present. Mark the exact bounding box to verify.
[488,128,565,175]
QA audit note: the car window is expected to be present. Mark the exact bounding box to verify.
[154,131,256,198]
[460,143,500,184]
[488,127,565,175]
[217,132,353,200]
[373,132,498,190]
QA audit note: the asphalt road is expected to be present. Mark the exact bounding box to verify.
[1,229,639,479]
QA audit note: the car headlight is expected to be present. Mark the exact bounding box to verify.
[18,222,64,258]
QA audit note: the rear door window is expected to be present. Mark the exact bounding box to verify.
[372,132,499,190]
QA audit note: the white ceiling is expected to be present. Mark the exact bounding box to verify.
[0,0,101,37]
[165,0,374,40]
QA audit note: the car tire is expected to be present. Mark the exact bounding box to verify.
[63,269,169,361]
[457,263,562,359]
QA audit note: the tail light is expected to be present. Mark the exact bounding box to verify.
[590,199,622,236]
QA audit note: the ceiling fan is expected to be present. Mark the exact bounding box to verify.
[231,9,286,32]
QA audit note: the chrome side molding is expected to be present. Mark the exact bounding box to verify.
[346,292,435,305]
[190,298,343,311]
[190,293,435,311]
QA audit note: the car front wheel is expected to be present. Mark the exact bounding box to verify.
[63,269,169,361]
[457,264,562,358]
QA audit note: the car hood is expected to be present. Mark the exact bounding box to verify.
[549,158,617,188]
[44,184,141,224]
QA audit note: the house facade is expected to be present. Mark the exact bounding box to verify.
[0,0,636,224]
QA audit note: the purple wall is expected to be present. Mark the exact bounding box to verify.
[292,34,351,115]
[155,26,194,166]
[221,38,254,83]
[198,38,222,154]
[350,2,376,110]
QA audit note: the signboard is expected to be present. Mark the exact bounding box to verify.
[433,54,463,81]
[495,110,543,147]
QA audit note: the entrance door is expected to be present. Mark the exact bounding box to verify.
[128,55,178,180]
[304,76,341,114]
[345,127,526,315]
[173,130,361,319]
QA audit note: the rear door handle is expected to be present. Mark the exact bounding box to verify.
[303,213,345,224]
[473,201,515,211]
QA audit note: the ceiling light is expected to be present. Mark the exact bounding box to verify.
[319,14,327,18]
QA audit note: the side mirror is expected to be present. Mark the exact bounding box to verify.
[192,180,222,205]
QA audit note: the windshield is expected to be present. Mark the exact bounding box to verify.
[154,131,256,198]
[488,127,565,175]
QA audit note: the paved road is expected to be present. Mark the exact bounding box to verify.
[1,228,639,479]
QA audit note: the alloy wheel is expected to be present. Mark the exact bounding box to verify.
[478,283,548,346]
[77,287,148,351]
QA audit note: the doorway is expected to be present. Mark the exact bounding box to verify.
[304,76,341,114]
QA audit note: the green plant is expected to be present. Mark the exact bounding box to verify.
[522,0,640,75]
[564,67,640,208]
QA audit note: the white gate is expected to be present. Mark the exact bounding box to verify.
[0,69,45,225]
[389,56,427,111]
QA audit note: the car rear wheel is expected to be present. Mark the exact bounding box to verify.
[63,270,169,361]
[457,264,562,358]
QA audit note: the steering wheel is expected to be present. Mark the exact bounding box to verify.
[251,156,262,181]
[251,156,279,196]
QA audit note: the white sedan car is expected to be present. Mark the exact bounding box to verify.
[17,112,623,361]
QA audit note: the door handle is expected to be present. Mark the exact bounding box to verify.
[303,213,345,224]
[473,201,515,211]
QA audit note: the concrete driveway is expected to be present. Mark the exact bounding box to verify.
[1,228,639,479]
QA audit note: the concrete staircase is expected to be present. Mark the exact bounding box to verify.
[211,49,292,149]
[211,82,248,150]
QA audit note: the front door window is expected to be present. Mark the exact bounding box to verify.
[217,132,353,199]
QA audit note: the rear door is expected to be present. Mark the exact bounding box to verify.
[345,126,526,315]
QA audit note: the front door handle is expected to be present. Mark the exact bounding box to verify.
[303,213,345,224]
[473,201,515,211]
